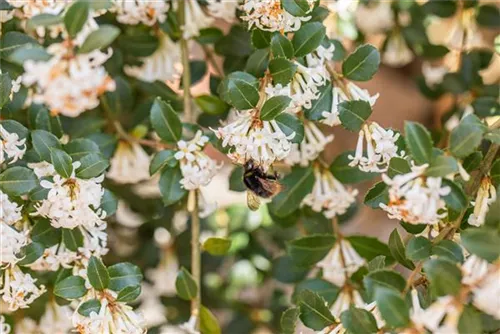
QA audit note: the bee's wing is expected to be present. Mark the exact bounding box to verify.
[247,191,261,211]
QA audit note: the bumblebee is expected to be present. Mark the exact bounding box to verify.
[243,160,282,211]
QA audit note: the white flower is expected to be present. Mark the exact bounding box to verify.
[115,201,145,228]
[461,255,490,286]
[179,315,200,334]
[206,0,239,22]
[124,31,182,83]
[28,243,78,272]
[28,161,56,178]
[468,177,496,227]
[427,7,485,51]
[320,83,379,127]
[72,292,145,334]
[22,44,115,117]
[0,125,26,165]
[305,43,336,68]
[33,162,107,229]
[112,0,169,26]
[382,33,414,67]
[422,62,448,87]
[14,318,38,334]
[213,110,294,170]
[292,62,328,109]
[349,122,404,173]
[380,164,451,225]
[38,302,73,334]
[107,141,151,184]
[176,131,221,191]
[0,315,10,334]
[411,295,462,334]
[0,191,23,225]
[6,0,69,19]
[0,266,46,311]
[175,0,214,39]
[136,283,167,328]
[0,223,28,266]
[241,0,314,33]
[472,265,500,319]
[330,287,365,319]
[355,1,394,34]
[302,167,358,219]
[318,239,365,287]
[284,121,333,167]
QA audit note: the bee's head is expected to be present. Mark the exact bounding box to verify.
[244,159,255,170]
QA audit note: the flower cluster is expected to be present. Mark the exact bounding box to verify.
[1,266,46,311]
[302,167,358,218]
[112,0,169,26]
[214,110,294,170]
[107,141,151,184]
[241,0,314,33]
[0,125,26,165]
[285,121,334,167]
[380,164,451,225]
[22,43,115,117]
[0,190,23,225]
[349,122,404,173]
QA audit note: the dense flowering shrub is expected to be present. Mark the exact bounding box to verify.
[0,0,499,333]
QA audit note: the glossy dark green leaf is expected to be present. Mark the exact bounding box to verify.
[364,182,389,209]
[338,100,372,132]
[477,5,500,28]
[176,267,198,301]
[31,218,61,247]
[292,278,339,305]
[220,72,260,110]
[149,150,178,175]
[423,258,462,296]
[304,83,332,121]
[78,25,120,53]
[269,58,297,85]
[116,285,141,302]
[62,228,84,252]
[423,0,457,17]
[340,306,378,334]
[347,236,393,262]
[0,167,37,196]
[260,96,292,120]
[298,290,336,330]
[251,29,271,49]
[75,153,109,179]
[87,256,109,291]
[458,306,483,334]
[78,299,101,316]
[100,189,118,216]
[245,48,269,78]
[387,157,411,177]
[461,228,500,262]
[271,33,294,59]
[405,236,432,261]
[425,155,459,177]
[194,95,228,115]
[292,22,326,57]
[64,1,89,37]
[32,129,61,162]
[287,234,336,267]
[54,276,87,299]
[388,229,415,270]
[281,307,300,334]
[374,286,410,328]
[282,0,313,16]
[51,148,73,178]
[64,138,100,161]
[150,98,182,143]
[432,240,464,263]
[404,121,433,165]
[442,179,467,212]
[17,242,45,266]
[485,129,500,144]
[159,166,187,206]
[275,112,304,143]
[450,114,486,159]
[330,151,376,184]
[342,44,380,81]
[107,262,143,291]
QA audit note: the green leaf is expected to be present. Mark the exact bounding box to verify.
[287,234,336,267]
[282,0,313,16]
[450,114,487,159]
[62,228,84,252]
[364,182,389,209]
[64,1,89,38]
[405,236,432,261]
[229,166,246,192]
[116,285,141,303]
[461,228,500,262]
[51,148,73,178]
[32,129,62,162]
[442,179,467,211]
[31,218,61,247]
[150,98,182,143]
[220,72,260,110]
[64,138,100,160]
[388,229,415,270]
[425,155,459,177]
[17,242,45,266]
[292,22,326,57]
[423,0,457,17]
[342,44,380,81]
[292,278,339,305]
[0,167,37,196]
[432,240,464,263]
[268,166,315,217]
[200,305,221,334]
[367,256,386,271]
[347,235,393,262]
[176,267,198,301]
[298,290,336,331]
[281,307,300,334]
[251,29,271,49]
[274,112,304,144]
[260,96,292,120]
[195,27,223,45]
[0,73,12,107]
[338,100,372,132]
[271,33,294,59]
[304,83,332,121]
[245,48,269,78]
[485,129,500,144]
[54,275,87,299]
[195,95,228,115]
[340,306,378,334]
[477,5,500,28]
[87,256,109,291]
[388,157,411,177]
[272,255,309,283]
[149,150,178,175]
[203,237,232,256]
[364,270,406,298]
[0,31,38,58]
[404,121,433,165]
[27,13,63,28]
[374,286,410,328]
[100,189,117,216]
[78,299,101,316]
[458,306,483,334]
[472,96,500,118]
[214,26,252,57]
[78,25,120,54]
[269,58,297,85]
[492,159,500,187]
[75,153,109,179]
[159,166,187,206]
[330,151,376,184]
[424,258,462,296]
[107,262,142,291]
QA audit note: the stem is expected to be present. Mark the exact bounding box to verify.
[191,191,201,326]
[325,62,352,100]
[178,1,192,123]
[202,45,224,78]
[178,3,200,328]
